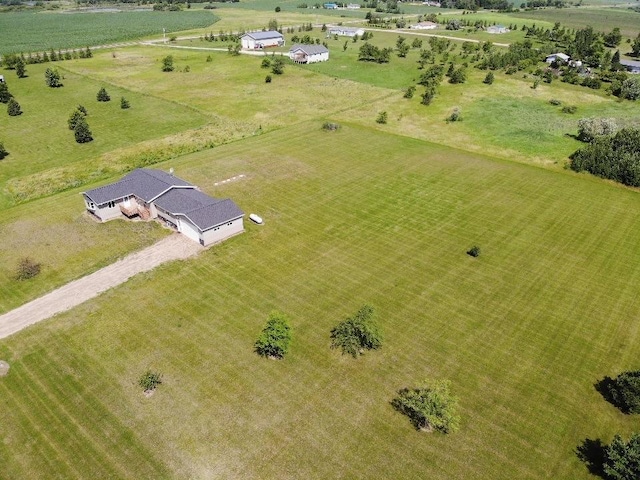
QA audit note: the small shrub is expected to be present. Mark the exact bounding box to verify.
[562,105,577,114]
[404,85,416,98]
[169,35,177,42]
[322,122,340,131]
[549,98,562,106]
[0,142,8,160]
[44,67,62,87]
[531,78,540,89]
[392,379,460,433]
[206,55,213,62]
[261,57,271,68]
[483,71,494,85]
[608,371,640,413]
[376,111,388,124]
[139,371,162,392]
[275,5,281,11]
[467,245,480,257]
[446,108,462,123]
[265,75,272,83]
[120,97,131,109]
[74,118,93,144]
[15,257,41,280]
[96,87,110,102]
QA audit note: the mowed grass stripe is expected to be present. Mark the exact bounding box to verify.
[3,123,640,478]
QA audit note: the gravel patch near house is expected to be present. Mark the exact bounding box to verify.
[0,234,202,340]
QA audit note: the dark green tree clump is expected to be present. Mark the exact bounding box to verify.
[392,379,460,433]
[467,245,480,257]
[45,68,62,88]
[0,82,12,103]
[603,433,640,479]
[162,55,174,72]
[608,371,640,414]
[358,43,392,63]
[255,311,292,359]
[570,128,640,187]
[74,117,93,144]
[139,371,162,392]
[483,71,494,85]
[0,142,7,160]
[68,108,86,130]
[7,98,22,116]
[120,97,131,109]
[271,57,285,75]
[96,87,110,102]
[15,57,26,78]
[330,305,382,357]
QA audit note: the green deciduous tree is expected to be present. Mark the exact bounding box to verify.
[330,305,382,357]
[7,98,22,116]
[74,117,93,144]
[577,117,618,143]
[620,78,640,101]
[604,27,622,48]
[162,55,174,72]
[392,379,460,433]
[255,311,292,359]
[44,68,62,87]
[603,433,640,480]
[631,33,640,57]
[96,87,110,102]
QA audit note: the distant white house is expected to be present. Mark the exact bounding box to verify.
[324,2,338,8]
[241,31,285,50]
[411,21,438,30]
[289,44,329,64]
[486,25,509,34]
[545,52,570,64]
[346,3,361,8]
[328,26,365,37]
[620,59,640,74]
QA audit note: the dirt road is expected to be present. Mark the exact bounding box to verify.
[0,234,202,340]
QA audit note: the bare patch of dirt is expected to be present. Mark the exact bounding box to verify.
[0,360,10,377]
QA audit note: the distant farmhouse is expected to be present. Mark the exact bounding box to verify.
[620,59,640,74]
[411,21,438,30]
[241,31,285,50]
[328,26,365,37]
[323,2,338,8]
[486,25,509,34]
[346,3,361,8]
[289,44,329,64]
[82,169,244,247]
[545,52,570,64]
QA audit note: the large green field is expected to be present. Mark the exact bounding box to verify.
[2,123,640,478]
[0,10,219,55]
[1,4,640,479]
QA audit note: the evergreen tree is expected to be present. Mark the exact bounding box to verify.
[0,142,8,160]
[68,109,85,130]
[74,118,93,143]
[0,82,12,103]
[15,58,26,78]
[633,33,640,57]
[7,98,22,116]
[96,87,110,102]
[483,71,495,84]
[44,68,62,87]
[120,97,130,109]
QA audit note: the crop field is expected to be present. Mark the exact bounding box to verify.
[0,10,219,55]
[512,7,640,38]
[2,123,640,479]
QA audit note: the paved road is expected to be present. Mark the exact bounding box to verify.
[0,234,202,339]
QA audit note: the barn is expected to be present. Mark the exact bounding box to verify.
[241,31,285,50]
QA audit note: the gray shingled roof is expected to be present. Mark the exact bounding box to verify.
[289,44,329,55]
[242,30,284,41]
[185,199,245,231]
[83,169,193,205]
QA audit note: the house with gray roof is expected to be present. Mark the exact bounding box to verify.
[327,26,365,38]
[620,59,640,74]
[289,44,329,64]
[82,169,244,247]
[241,31,285,50]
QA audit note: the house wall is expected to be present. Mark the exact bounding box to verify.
[201,217,244,246]
[156,206,179,228]
[329,28,364,37]
[242,36,283,49]
[85,195,123,222]
[178,218,201,243]
[308,52,329,63]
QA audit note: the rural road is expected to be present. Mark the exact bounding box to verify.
[0,234,202,340]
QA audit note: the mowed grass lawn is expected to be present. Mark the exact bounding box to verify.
[2,123,640,478]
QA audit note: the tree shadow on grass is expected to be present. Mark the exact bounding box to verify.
[595,376,620,409]
[576,438,607,478]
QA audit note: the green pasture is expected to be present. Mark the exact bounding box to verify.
[0,10,219,55]
[512,7,640,38]
[2,123,640,478]
[0,61,211,208]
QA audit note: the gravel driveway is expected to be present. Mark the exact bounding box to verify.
[0,234,202,339]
